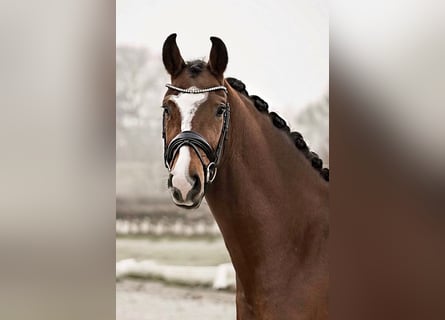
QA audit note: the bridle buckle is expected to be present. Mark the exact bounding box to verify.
[207,162,217,183]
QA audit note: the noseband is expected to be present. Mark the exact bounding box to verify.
[162,84,230,185]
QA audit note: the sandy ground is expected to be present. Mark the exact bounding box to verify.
[117,279,236,320]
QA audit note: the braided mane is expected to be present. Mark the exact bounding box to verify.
[226,77,329,182]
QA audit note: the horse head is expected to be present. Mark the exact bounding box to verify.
[161,33,229,208]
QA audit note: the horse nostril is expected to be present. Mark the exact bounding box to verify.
[172,188,182,202]
[186,174,201,203]
[192,174,200,191]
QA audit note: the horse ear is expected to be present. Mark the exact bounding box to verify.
[208,36,228,78]
[162,33,186,77]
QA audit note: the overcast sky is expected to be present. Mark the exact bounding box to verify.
[117,0,328,118]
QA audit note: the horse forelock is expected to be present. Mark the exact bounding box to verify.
[170,60,224,89]
[186,60,206,78]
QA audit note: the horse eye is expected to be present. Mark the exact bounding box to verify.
[216,105,226,117]
[162,105,170,116]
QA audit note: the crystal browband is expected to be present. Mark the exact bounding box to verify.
[166,84,227,94]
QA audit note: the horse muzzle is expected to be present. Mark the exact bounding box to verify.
[168,174,204,209]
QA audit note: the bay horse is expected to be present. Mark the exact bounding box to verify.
[161,33,329,319]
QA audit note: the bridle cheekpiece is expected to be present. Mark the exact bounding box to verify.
[163,84,230,185]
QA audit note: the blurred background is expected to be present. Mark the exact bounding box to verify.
[1,0,443,319]
[116,0,328,319]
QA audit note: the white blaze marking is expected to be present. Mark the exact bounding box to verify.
[171,147,193,203]
[168,87,208,202]
[170,88,208,131]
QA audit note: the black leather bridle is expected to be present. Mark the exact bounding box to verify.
[162,84,230,185]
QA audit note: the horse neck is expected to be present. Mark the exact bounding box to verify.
[205,83,329,297]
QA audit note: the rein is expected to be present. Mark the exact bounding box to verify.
[163,84,230,185]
